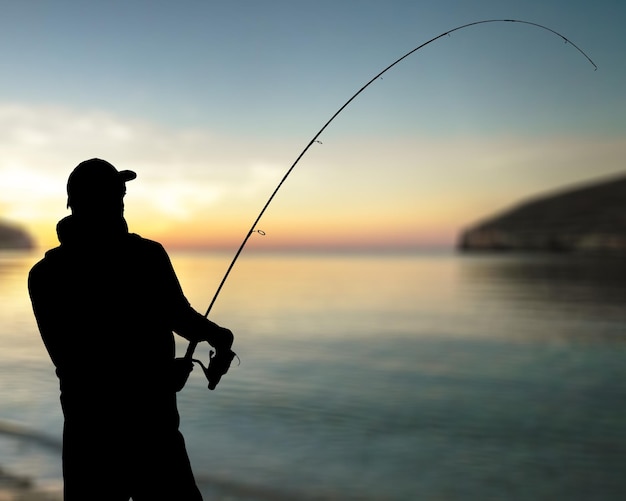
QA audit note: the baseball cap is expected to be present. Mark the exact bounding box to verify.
[67,158,136,209]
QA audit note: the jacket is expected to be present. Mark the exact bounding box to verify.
[28,215,220,424]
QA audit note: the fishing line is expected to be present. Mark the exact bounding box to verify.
[184,18,596,363]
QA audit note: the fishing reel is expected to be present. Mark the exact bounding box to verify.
[193,349,239,390]
[171,349,238,392]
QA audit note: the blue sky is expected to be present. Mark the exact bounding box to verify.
[1,0,624,249]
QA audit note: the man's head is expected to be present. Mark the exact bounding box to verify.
[67,159,136,217]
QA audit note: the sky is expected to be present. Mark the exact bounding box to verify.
[0,0,625,251]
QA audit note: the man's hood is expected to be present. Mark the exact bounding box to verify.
[56,215,129,247]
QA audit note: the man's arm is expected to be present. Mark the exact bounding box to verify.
[152,242,234,350]
[175,308,234,350]
[28,260,66,368]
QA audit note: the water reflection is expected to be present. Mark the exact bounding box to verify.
[459,253,626,343]
[0,251,49,361]
[2,250,626,499]
[0,250,39,292]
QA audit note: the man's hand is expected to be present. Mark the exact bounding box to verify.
[205,348,237,390]
[172,357,194,392]
[215,327,234,351]
[190,322,236,390]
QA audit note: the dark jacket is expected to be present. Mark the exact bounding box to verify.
[28,215,221,425]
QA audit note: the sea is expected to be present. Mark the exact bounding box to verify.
[0,249,625,500]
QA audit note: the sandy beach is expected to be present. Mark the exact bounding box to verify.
[0,420,63,501]
[0,467,61,501]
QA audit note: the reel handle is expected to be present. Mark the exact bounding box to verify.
[193,349,237,390]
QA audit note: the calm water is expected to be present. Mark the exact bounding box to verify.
[1,249,625,500]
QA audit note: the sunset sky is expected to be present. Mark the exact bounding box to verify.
[1,0,624,251]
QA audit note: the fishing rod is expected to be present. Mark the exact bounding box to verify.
[184,18,596,377]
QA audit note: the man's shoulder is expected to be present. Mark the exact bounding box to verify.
[29,246,62,272]
[126,233,171,262]
[28,246,64,289]
[127,233,165,252]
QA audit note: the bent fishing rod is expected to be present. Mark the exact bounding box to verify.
[184,18,596,369]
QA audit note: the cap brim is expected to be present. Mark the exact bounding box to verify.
[119,170,137,182]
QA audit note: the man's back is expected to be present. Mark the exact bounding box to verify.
[29,216,184,427]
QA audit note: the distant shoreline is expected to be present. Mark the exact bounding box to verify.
[459,173,626,254]
[0,220,34,251]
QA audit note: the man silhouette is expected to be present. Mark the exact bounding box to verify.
[28,158,234,500]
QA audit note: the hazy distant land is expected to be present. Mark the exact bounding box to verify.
[459,173,626,253]
[3,172,626,254]
[0,220,33,250]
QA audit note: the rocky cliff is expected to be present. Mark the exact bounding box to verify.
[458,174,626,253]
[0,220,34,249]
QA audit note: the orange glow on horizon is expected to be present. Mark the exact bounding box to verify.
[28,215,458,252]
[143,217,458,252]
